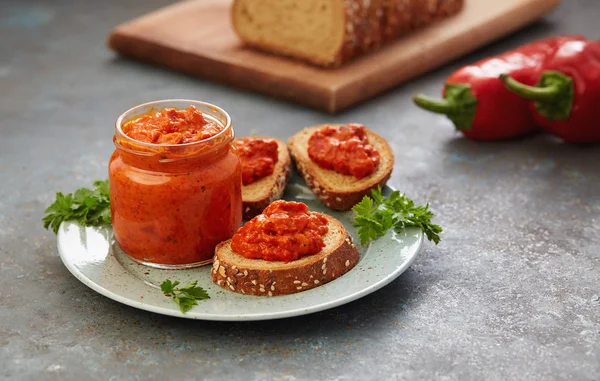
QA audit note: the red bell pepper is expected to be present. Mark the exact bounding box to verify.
[413,36,587,141]
[500,39,600,144]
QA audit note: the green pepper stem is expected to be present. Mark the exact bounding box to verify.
[413,94,458,115]
[499,74,561,102]
[413,84,478,131]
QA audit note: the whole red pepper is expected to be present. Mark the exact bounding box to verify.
[413,36,586,141]
[500,39,600,143]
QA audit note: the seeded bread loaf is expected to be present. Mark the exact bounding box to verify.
[288,124,394,211]
[231,0,464,67]
[211,214,359,296]
[238,137,291,220]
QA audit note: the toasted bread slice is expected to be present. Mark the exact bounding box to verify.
[287,125,394,211]
[211,214,359,296]
[237,137,292,220]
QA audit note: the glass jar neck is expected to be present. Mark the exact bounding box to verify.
[113,127,234,173]
[113,99,234,174]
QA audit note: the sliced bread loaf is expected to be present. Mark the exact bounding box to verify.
[237,137,292,220]
[211,213,359,296]
[231,0,464,67]
[288,124,394,211]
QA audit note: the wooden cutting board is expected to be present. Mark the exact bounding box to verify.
[108,0,561,113]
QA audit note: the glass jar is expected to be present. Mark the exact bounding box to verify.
[109,100,242,269]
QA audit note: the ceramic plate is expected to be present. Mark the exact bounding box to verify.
[57,175,423,321]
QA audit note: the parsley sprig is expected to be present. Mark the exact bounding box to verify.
[160,280,210,313]
[352,188,442,245]
[42,180,111,234]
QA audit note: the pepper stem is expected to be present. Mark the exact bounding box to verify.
[413,84,478,131]
[499,71,574,121]
[499,74,560,102]
[412,95,458,114]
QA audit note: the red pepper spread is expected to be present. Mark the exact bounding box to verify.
[307,124,380,179]
[122,105,223,144]
[234,138,279,185]
[230,200,329,262]
[111,104,241,266]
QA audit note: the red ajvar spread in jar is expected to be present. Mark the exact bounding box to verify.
[122,105,223,144]
[110,102,242,267]
[307,123,380,179]
[230,200,329,262]
[234,137,279,185]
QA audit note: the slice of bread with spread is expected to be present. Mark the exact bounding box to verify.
[288,124,394,211]
[236,137,291,220]
[211,213,359,296]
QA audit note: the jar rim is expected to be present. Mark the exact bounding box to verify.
[114,99,233,149]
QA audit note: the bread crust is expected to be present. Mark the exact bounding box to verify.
[363,0,386,51]
[237,137,292,220]
[383,0,415,40]
[211,214,360,296]
[232,0,464,68]
[287,124,394,211]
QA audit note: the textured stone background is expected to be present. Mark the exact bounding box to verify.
[1,0,599,380]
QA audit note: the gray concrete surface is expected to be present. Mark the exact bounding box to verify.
[1,0,599,380]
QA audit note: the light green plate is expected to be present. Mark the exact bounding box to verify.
[57,174,423,321]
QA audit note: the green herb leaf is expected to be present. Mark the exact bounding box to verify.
[42,180,111,234]
[160,280,175,295]
[370,187,385,206]
[183,287,211,300]
[352,188,442,245]
[352,195,375,218]
[42,192,74,234]
[354,215,383,246]
[161,279,210,313]
[176,281,198,291]
[175,296,198,313]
